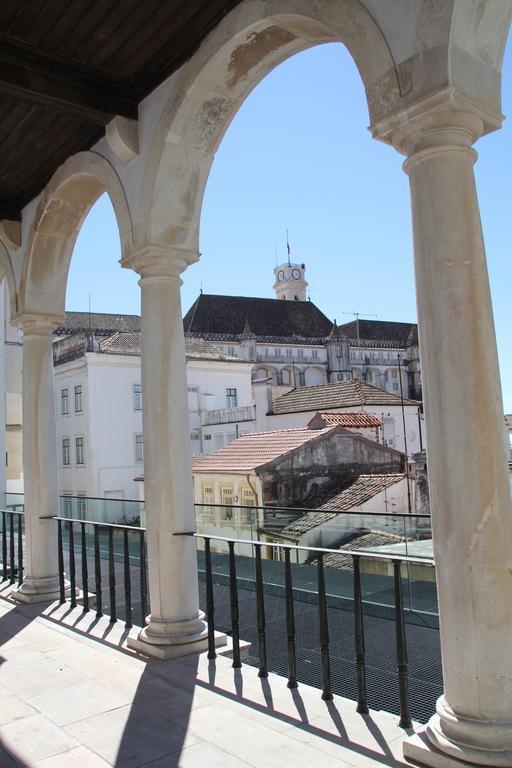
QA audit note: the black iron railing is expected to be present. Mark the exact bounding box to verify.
[1,509,24,586]
[55,516,148,630]
[178,532,433,729]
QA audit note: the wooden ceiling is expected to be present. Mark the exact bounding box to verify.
[0,0,243,221]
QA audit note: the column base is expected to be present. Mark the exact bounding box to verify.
[127,610,211,660]
[10,575,61,605]
[404,729,487,767]
[404,697,512,768]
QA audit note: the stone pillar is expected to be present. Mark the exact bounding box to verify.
[122,246,208,659]
[12,315,62,603]
[376,105,512,766]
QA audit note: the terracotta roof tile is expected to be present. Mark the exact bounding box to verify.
[96,332,239,361]
[272,379,420,414]
[311,530,411,571]
[308,412,382,428]
[191,427,336,473]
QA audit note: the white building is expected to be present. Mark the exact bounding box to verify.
[183,262,422,399]
[254,377,425,457]
[53,325,253,500]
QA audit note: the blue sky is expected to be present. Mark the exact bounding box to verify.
[68,41,511,411]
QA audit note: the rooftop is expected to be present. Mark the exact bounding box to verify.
[279,475,405,537]
[183,294,334,341]
[0,585,416,767]
[338,320,417,346]
[55,312,141,336]
[272,380,420,415]
[191,427,337,473]
[308,412,383,429]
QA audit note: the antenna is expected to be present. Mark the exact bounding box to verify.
[286,230,291,267]
[341,309,378,345]
[200,281,203,295]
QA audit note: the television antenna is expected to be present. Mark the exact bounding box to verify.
[341,309,378,344]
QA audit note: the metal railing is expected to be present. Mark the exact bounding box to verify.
[55,516,148,629]
[0,509,24,586]
[1,505,438,724]
[178,531,435,728]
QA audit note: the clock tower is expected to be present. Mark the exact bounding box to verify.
[273,262,308,301]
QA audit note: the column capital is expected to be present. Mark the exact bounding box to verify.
[371,87,503,158]
[121,244,199,280]
[12,312,64,335]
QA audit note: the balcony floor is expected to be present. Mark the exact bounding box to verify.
[0,583,418,767]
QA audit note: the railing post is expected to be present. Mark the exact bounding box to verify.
[228,540,241,668]
[393,559,412,729]
[353,555,368,714]
[317,553,332,701]
[123,529,132,629]
[284,548,297,689]
[254,543,268,678]
[81,522,89,613]
[204,538,217,660]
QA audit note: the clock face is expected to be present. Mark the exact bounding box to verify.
[277,270,285,281]
[291,268,301,280]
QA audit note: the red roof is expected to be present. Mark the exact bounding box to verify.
[191,427,337,474]
[309,412,382,428]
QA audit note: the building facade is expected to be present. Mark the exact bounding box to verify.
[183,262,422,399]
[53,324,253,499]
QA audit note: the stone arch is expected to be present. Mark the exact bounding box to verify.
[20,151,133,318]
[141,0,400,252]
[0,241,18,319]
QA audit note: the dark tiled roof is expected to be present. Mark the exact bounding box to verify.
[311,530,411,571]
[338,319,417,345]
[99,331,141,355]
[55,312,141,336]
[308,412,382,429]
[272,379,420,414]
[318,473,404,511]
[183,294,333,340]
[191,427,336,473]
[280,474,405,536]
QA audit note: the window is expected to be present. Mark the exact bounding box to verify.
[393,382,399,392]
[75,437,84,465]
[204,434,212,441]
[62,438,70,466]
[241,488,256,524]
[366,370,373,383]
[61,388,69,415]
[392,369,398,378]
[74,385,83,413]
[133,384,142,410]
[62,494,73,517]
[286,349,292,359]
[276,371,283,385]
[299,371,306,386]
[135,434,143,462]
[77,494,86,519]
[298,349,304,359]
[221,487,234,521]
[336,373,343,381]
[226,388,237,408]
[282,370,290,385]
[203,485,214,504]
[312,350,318,360]
[274,348,279,357]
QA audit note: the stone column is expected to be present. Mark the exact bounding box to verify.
[122,246,208,659]
[377,105,512,766]
[12,315,62,603]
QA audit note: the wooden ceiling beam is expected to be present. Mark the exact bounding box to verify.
[0,199,21,222]
[0,41,138,124]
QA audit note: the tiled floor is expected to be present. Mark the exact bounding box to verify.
[0,583,418,767]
